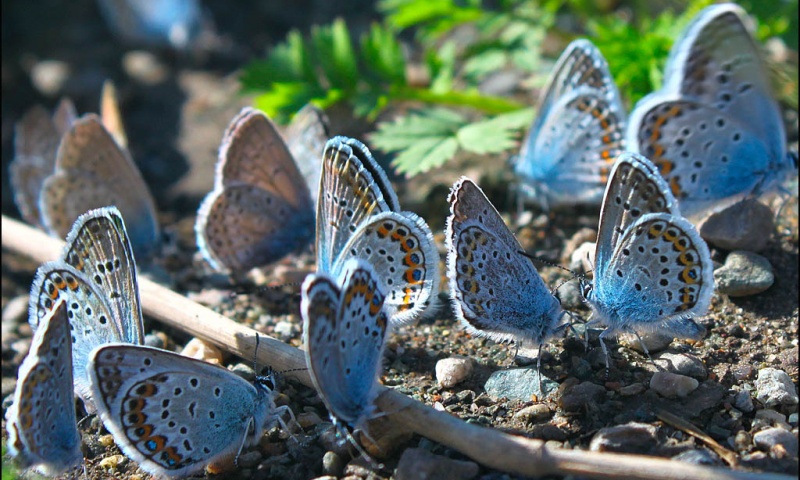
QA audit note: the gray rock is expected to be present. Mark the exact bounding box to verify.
[653,352,707,379]
[755,368,798,407]
[395,448,478,480]
[589,422,658,454]
[558,381,606,413]
[698,199,775,252]
[673,448,721,465]
[714,251,774,297]
[555,279,583,310]
[484,367,558,401]
[649,372,699,398]
[753,409,791,431]
[753,427,798,453]
[322,451,345,477]
[436,357,474,388]
[568,241,596,274]
[733,389,755,413]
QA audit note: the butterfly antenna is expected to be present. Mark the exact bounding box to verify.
[517,250,583,278]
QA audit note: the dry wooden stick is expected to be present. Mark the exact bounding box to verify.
[2,215,791,480]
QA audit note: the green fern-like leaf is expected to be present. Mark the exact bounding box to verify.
[371,107,535,176]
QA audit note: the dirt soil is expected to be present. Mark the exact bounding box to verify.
[2,1,798,479]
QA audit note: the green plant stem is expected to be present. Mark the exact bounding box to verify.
[389,85,525,114]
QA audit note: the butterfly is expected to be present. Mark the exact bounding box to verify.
[10,98,77,229]
[195,106,328,274]
[446,177,569,374]
[626,3,797,219]
[315,136,439,327]
[302,258,388,453]
[581,152,714,369]
[87,343,288,478]
[5,299,83,476]
[28,206,144,413]
[512,39,627,210]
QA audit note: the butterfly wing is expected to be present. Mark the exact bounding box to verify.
[302,259,387,428]
[517,87,626,207]
[10,106,63,227]
[5,299,82,476]
[61,206,144,345]
[316,137,399,273]
[282,104,329,205]
[195,107,315,272]
[88,344,272,479]
[40,114,160,259]
[589,212,713,338]
[594,153,679,279]
[446,177,564,347]
[331,211,439,327]
[516,40,626,208]
[29,263,124,411]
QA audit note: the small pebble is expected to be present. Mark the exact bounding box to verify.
[569,241,596,274]
[714,251,774,297]
[734,430,751,451]
[589,422,658,454]
[649,372,699,398]
[673,448,721,465]
[561,228,597,265]
[619,331,674,354]
[181,338,223,364]
[619,383,646,396]
[558,381,606,413]
[435,356,474,388]
[322,451,345,477]
[755,368,798,406]
[514,404,551,424]
[297,411,324,429]
[753,409,791,430]
[122,50,168,85]
[229,363,255,382]
[98,434,116,447]
[733,389,754,413]
[274,320,296,340]
[31,59,70,96]
[753,427,798,453]
[395,447,479,480]
[555,280,583,309]
[98,454,126,470]
[652,352,707,379]
[236,451,262,468]
[698,199,774,252]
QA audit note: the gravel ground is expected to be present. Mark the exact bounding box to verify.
[2,1,798,479]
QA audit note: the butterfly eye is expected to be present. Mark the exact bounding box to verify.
[580,281,593,299]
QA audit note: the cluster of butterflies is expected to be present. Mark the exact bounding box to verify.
[5,3,796,478]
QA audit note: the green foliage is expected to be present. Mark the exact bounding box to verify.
[370,108,534,176]
[241,18,408,121]
[380,0,555,82]
[243,0,798,177]
[589,0,715,106]
[2,443,21,480]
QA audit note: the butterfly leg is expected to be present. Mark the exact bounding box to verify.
[598,329,612,379]
[629,329,657,368]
